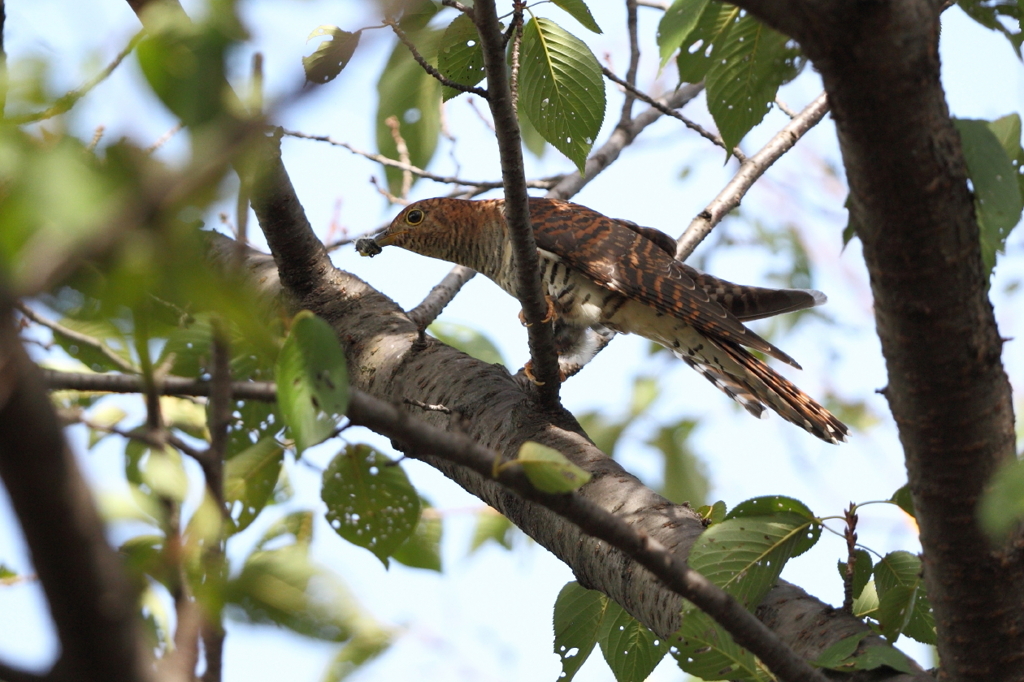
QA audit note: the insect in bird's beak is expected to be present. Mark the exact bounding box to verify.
[355,231,393,257]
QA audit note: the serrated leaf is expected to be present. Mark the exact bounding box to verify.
[428,321,505,365]
[705,14,801,152]
[726,495,820,556]
[597,600,669,682]
[813,630,871,669]
[980,456,1024,540]
[519,17,605,174]
[553,582,610,682]
[224,437,284,534]
[890,484,916,519]
[671,607,771,681]
[469,507,514,553]
[275,310,348,454]
[438,14,485,101]
[552,0,602,33]
[322,444,420,566]
[657,0,711,66]
[377,29,442,195]
[836,548,873,600]
[954,118,1024,277]
[303,26,360,85]
[391,500,442,571]
[515,441,592,493]
[874,551,936,644]
[674,3,739,84]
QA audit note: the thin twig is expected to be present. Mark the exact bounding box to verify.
[385,18,489,98]
[618,0,641,127]
[407,265,478,328]
[404,398,452,414]
[676,92,830,260]
[842,503,859,614]
[384,116,414,201]
[16,302,138,373]
[41,369,277,401]
[87,126,105,153]
[7,31,144,124]
[509,2,524,112]
[145,124,183,154]
[775,97,798,118]
[466,96,497,133]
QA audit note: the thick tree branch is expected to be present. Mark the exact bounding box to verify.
[675,92,829,260]
[473,0,561,402]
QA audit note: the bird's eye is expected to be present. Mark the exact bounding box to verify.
[406,209,424,225]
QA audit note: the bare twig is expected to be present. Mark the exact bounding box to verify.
[145,124,183,154]
[384,116,414,201]
[509,2,524,112]
[407,265,478,328]
[7,31,144,124]
[15,302,138,373]
[618,0,641,127]
[842,503,859,614]
[404,398,453,414]
[87,126,105,153]
[385,18,489,98]
[676,91,829,260]
[41,369,277,401]
[775,97,798,118]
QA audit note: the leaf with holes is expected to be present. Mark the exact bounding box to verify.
[657,0,711,66]
[598,599,669,682]
[671,606,771,681]
[224,437,284,534]
[437,14,485,101]
[303,26,361,85]
[726,495,820,556]
[519,17,605,174]
[322,444,420,567]
[705,14,801,152]
[552,0,602,33]
[553,582,611,682]
[874,551,936,644]
[275,310,348,454]
[674,2,739,84]
[514,441,591,493]
[377,29,442,195]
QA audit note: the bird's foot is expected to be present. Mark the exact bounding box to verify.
[518,295,557,327]
[523,360,568,385]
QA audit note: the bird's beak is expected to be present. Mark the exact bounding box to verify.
[355,230,395,257]
[374,231,397,247]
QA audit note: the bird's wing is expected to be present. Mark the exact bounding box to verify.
[528,198,802,368]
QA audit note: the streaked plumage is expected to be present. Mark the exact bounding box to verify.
[360,197,848,444]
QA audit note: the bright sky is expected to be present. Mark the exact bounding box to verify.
[0,1,1022,681]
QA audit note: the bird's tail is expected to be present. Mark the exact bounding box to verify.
[678,342,849,445]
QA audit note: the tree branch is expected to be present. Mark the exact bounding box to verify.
[675,91,829,260]
[472,0,561,402]
[384,18,489,99]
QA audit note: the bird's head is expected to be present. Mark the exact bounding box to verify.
[356,198,500,264]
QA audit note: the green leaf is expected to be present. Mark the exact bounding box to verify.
[514,441,592,493]
[705,14,801,152]
[141,446,189,502]
[674,3,740,84]
[874,551,936,644]
[275,310,349,454]
[391,500,442,572]
[629,376,660,416]
[853,580,879,619]
[813,631,870,669]
[836,548,873,600]
[553,582,610,682]
[469,508,514,553]
[321,626,393,682]
[552,0,603,33]
[695,500,727,525]
[957,0,1023,58]
[657,0,711,66]
[322,444,421,566]
[597,600,669,682]
[988,113,1024,201]
[577,412,629,456]
[726,495,820,556]
[519,104,548,157]
[303,26,361,85]
[428,321,505,365]
[438,14,485,101]
[842,643,914,673]
[257,511,315,551]
[954,118,1024,277]
[890,484,916,519]
[646,419,708,506]
[980,456,1024,540]
[377,29,443,195]
[519,17,605,174]
[224,437,284,534]
[51,316,133,372]
[671,607,771,681]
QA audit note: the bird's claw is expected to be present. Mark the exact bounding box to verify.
[523,360,568,386]
[518,295,557,327]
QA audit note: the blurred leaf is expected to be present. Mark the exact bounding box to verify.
[391,500,442,571]
[257,511,315,552]
[646,419,707,506]
[86,404,127,447]
[577,412,629,456]
[50,316,133,372]
[954,118,1024,277]
[980,457,1024,540]
[519,104,547,158]
[428,321,505,365]
[398,0,440,32]
[321,626,393,682]
[553,582,610,682]
[629,376,659,416]
[140,584,174,654]
[141,446,189,502]
[987,113,1024,198]
[874,551,936,644]
[671,606,771,681]
[161,395,208,439]
[0,564,17,580]
[120,534,171,588]
[377,29,443,195]
[957,0,1023,58]
[597,599,669,682]
[303,26,361,85]
[675,3,739,84]
[891,484,917,519]
[322,444,421,566]
[276,310,349,454]
[552,0,603,33]
[513,441,592,493]
[225,437,285,534]
[705,14,802,152]
[469,507,514,553]
[657,0,711,66]
[519,17,605,174]
[836,548,873,600]
[438,14,485,101]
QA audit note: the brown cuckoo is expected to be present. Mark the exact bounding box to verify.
[358,197,849,444]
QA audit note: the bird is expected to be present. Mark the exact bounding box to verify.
[357,197,848,444]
